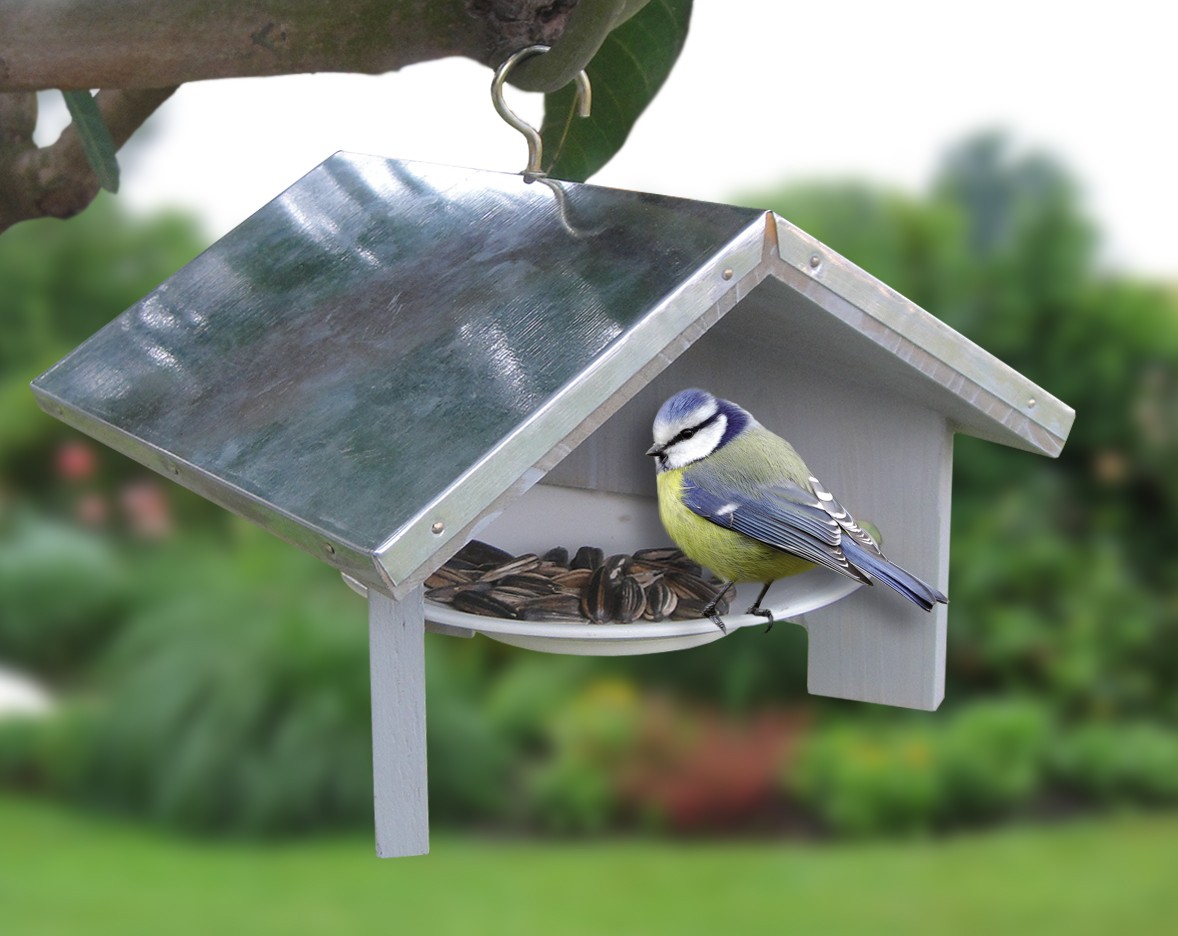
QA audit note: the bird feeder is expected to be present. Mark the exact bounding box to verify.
[31,118,1073,857]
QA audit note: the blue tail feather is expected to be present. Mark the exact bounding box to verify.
[843,540,948,611]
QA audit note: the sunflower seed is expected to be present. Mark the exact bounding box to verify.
[633,546,685,564]
[477,554,540,582]
[603,553,632,577]
[427,579,492,602]
[425,566,474,589]
[665,570,725,604]
[518,593,585,622]
[542,546,570,567]
[613,575,647,624]
[453,539,516,568]
[571,545,605,571]
[670,597,713,620]
[494,586,547,600]
[452,589,521,618]
[627,568,665,589]
[497,572,562,595]
[672,558,704,577]
[581,565,619,623]
[628,558,672,576]
[643,579,677,621]
[552,568,593,590]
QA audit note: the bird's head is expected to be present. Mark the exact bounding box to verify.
[646,388,753,472]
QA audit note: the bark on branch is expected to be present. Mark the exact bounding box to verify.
[1,88,177,228]
[0,0,581,91]
[0,0,598,229]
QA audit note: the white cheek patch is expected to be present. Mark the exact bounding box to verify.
[664,415,727,470]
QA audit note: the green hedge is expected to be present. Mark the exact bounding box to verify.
[792,701,1050,836]
[0,513,131,675]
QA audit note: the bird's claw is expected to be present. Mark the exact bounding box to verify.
[747,604,775,633]
[704,583,734,634]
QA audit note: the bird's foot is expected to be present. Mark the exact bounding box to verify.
[704,581,735,634]
[747,604,775,633]
[704,601,728,634]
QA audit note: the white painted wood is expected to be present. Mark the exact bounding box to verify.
[368,586,429,857]
[798,422,951,711]
[543,278,952,709]
[476,484,670,556]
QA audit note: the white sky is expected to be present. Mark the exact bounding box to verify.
[38,1,1177,278]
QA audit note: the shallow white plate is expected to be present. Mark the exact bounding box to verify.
[344,568,860,656]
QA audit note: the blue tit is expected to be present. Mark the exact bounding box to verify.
[646,388,948,632]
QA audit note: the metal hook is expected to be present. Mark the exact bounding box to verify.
[491,44,592,180]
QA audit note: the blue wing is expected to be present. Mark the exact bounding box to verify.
[679,471,947,610]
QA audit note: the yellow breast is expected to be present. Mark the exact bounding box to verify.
[656,469,814,584]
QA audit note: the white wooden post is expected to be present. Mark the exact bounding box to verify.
[368,585,429,857]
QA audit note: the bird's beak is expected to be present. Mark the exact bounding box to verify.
[645,443,663,457]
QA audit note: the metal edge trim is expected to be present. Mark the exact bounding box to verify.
[770,213,1075,457]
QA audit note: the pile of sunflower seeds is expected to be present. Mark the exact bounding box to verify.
[425,540,729,624]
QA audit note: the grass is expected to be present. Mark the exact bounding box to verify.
[3,794,1177,936]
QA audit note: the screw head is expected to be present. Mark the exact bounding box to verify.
[722,268,734,280]
[431,521,445,535]
[808,253,822,270]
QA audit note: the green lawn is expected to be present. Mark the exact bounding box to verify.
[3,795,1176,936]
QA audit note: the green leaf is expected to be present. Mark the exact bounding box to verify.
[61,90,120,194]
[540,0,692,182]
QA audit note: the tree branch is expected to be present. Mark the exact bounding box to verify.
[0,0,632,228]
[1,87,176,230]
[0,0,582,91]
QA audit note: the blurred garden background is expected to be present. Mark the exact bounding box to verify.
[2,130,1178,927]
[2,124,1177,932]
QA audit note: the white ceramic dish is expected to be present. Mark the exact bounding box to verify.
[344,568,860,656]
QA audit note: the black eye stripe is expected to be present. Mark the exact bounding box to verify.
[672,411,720,445]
